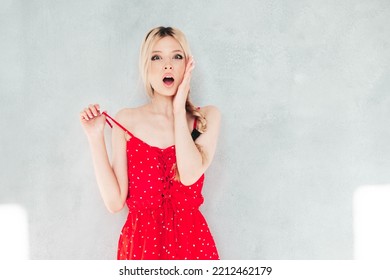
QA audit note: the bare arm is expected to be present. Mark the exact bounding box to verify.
[173,57,221,185]
[80,104,128,213]
[174,106,221,185]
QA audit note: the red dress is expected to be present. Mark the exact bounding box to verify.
[103,113,219,260]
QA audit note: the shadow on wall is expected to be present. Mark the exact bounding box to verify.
[0,204,29,260]
[353,185,390,259]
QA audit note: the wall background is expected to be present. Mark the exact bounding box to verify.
[1,0,390,259]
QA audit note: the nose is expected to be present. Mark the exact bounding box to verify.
[164,60,173,70]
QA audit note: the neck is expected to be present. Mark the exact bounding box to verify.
[149,94,175,117]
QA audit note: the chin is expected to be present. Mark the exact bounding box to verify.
[154,87,178,97]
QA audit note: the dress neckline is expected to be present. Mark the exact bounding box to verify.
[127,133,175,151]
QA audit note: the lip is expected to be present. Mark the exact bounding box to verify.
[162,73,174,79]
[162,73,175,88]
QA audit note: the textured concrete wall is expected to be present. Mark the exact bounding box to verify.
[1,0,390,259]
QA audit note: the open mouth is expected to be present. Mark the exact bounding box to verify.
[163,76,174,86]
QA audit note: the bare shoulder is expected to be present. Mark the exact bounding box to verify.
[200,105,221,122]
[115,105,146,126]
[115,108,134,120]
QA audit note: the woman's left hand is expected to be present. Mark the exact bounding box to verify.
[173,56,195,114]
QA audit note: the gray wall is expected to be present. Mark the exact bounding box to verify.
[1,0,390,259]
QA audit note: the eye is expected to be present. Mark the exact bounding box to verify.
[173,54,183,60]
[151,55,161,61]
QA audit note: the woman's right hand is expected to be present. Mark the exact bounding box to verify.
[80,104,106,139]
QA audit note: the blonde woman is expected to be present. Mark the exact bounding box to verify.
[80,26,220,260]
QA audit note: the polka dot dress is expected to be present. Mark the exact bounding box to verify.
[103,113,219,260]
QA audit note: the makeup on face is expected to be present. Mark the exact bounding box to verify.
[149,37,186,93]
[151,51,184,87]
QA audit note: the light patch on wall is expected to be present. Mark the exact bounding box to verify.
[0,204,29,259]
[353,185,390,259]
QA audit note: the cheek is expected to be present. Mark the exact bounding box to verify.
[150,62,160,74]
[174,61,186,78]
[174,59,185,69]
[148,75,158,89]
[148,64,160,84]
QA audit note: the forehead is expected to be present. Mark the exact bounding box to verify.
[152,36,183,52]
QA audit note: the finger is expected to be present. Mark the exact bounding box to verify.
[186,61,195,78]
[86,106,94,119]
[89,104,99,117]
[95,104,101,114]
[184,65,194,81]
[187,57,195,71]
[80,110,89,121]
[185,68,193,82]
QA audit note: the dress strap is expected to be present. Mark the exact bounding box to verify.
[193,117,198,130]
[191,107,201,141]
[102,112,133,137]
[193,106,201,129]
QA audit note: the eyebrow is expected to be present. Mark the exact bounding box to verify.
[151,49,184,53]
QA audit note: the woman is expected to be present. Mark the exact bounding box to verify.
[80,26,220,260]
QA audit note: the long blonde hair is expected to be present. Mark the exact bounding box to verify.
[139,26,207,180]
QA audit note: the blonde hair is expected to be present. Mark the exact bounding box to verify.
[139,26,207,180]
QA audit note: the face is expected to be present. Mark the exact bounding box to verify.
[148,36,186,97]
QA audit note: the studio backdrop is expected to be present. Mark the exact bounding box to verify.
[1,0,390,259]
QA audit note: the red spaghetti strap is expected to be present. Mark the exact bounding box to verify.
[102,112,133,136]
[193,106,200,129]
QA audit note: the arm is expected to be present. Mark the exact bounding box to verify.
[173,57,221,185]
[174,106,221,186]
[80,104,129,213]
